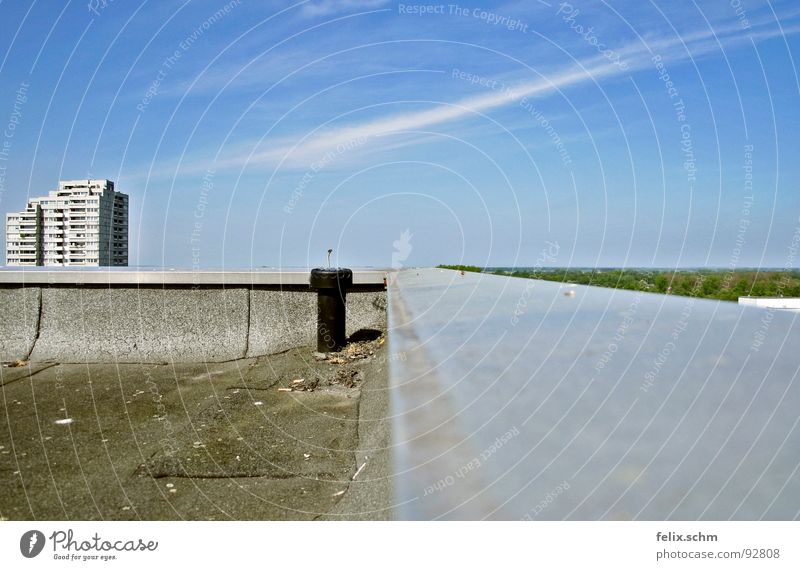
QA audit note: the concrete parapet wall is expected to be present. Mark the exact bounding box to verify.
[247,290,316,357]
[0,285,386,363]
[345,291,388,334]
[0,287,41,362]
[246,290,388,358]
[31,288,249,363]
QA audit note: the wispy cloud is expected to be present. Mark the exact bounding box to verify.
[300,0,390,18]
[136,14,800,179]
[237,63,618,168]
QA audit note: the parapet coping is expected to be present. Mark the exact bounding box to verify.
[0,268,389,286]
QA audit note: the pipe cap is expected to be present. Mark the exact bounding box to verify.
[310,268,353,289]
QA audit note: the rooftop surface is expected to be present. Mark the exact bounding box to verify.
[0,339,392,520]
[3,267,799,521]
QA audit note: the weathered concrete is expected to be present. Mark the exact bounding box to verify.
[0,362,57,387]
[346,291,388,336]
[0,282,387,363]
[246,290,388,359]
[247,290,316,357]
[319,343,394,520]
[0,287,40,362]
[30,287,250,363]
[0,339,392,520]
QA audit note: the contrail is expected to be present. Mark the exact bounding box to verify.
[131,16,799,179]
[225,21,795,170]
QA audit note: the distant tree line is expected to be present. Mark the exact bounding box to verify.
[436,264,483,273]
[436,265,800,301]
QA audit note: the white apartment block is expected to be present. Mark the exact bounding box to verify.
[5,179,128,266]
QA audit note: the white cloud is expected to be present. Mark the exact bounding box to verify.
[301,0,390,18]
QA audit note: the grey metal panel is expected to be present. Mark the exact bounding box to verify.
[389,268,800,520]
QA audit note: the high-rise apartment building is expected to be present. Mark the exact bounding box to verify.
[5,179,128,266]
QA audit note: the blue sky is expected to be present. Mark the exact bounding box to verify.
[0,0,798,269]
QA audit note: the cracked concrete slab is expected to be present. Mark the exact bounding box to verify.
[0,362,57,387]
[0,334,392,520]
